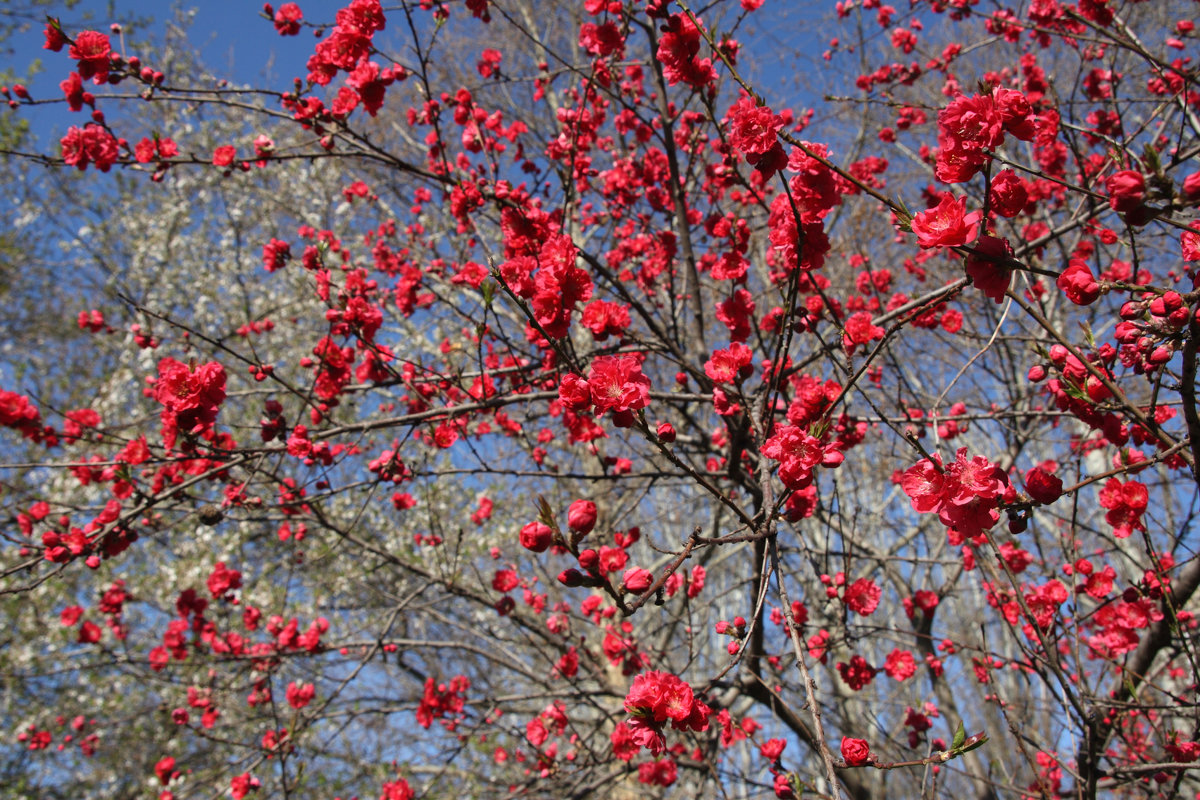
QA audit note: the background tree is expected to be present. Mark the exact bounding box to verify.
[2,1,1200,798]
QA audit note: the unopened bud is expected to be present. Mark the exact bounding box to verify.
[567,499,597,537]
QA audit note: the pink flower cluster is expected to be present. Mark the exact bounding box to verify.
[935,87,1037,183]
[900,448,1009,544]
[762,425,844,490]
[623,670,712,755]
[727,95,786,174]
[153,358,227,449]
[656,14,716,89]
[559,354,651,428]
[61,124,119,172]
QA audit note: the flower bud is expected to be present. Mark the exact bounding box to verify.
[1027,364,1046,381]
[566,499,597,537]
[840,737,871,767]
[578,548,599,572]
[557,568,585,587]
[519,521,553,553]
[1024,467,1063,504]
[1114,321,1141,343]
[558,373,591,412]
[622,566,653,594]
[656,421,677,443]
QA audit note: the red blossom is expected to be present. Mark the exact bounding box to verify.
[567,499,597,537]
[1105,169,1146,215]
[623,567,653,593]
[837,654,877,690]
[656,14,716,88]
[61,125,119,172]
[1098,478,1148,538]
[843,311,885,353]
[704,343,754,384]
[989,170,1028,217]
[841,737,872,766]
[760,737,786,760]
[1056,259,1101,305]
[1024,466,1063,504]
[911,194,981,248]
[883,648,917,680]
[964,235,1014,304]
[587,355,651,423]
[68,30,111,83]
[763,425,844,490]
[230,773,260,800]
[843,578,881,616]
[274,2,303,35]
[519,521,553,553]
[43,20,67,51]
[727,95,784,158]
[212,145,237,166]
[901,448,1008,543]
[623,670,711,755]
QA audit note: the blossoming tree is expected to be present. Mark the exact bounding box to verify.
[3,0,1200,798]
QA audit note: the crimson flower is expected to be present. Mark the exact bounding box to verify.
[841,737,872,766]
[727,95,784,157]
[519,521,553,553]
[623,567,653,593]
[988,170,1028,217]
[155,358,227,432]
[587,355,651,425]
[1024,466,1064,504]
[274,3,303,35]
[212,145,237,167]
[567,499,597,537]
[763,425,844,490]
[623,670,712,755]
[911,194,981,248]
[43,20,67,51]
[843,578,881,616]
[760,737,786,760]
[883,648,917,681]
[964,235,1014,304]
[1056,259,1101,305]
[1105,169,1146,214]
[154,756,176,785]
[1167,739,1200,763]
[61,125,119,172]
[68,30,111,83]
[837,655,877,690]
[900,448,1008,544]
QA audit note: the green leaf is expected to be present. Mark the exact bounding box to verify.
[952,720,966,750]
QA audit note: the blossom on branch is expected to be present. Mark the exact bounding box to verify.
[587,355,651,426]
[623,670,711,755]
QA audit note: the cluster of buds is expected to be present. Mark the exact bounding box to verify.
[1027,343,1117,411]
[1115,290,1196,373]
[819,571,846,599]
[715,616,747,655]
